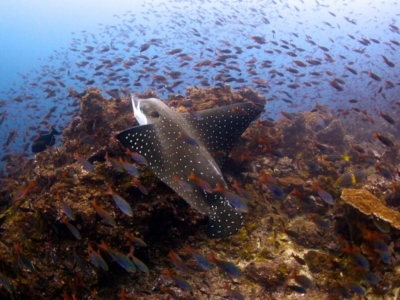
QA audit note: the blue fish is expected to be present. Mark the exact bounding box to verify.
[208,251,241,277]
[128,252,149,273]
[350,252,370,270]
[378,251,391,264]
[106,185,133,217]
[98,241,136,273]
[0,272,14,294]
[362,271,380,284]
[117,96,262,238]
[184,245,212,270]
[62,220,81,240]
[266,182,285,199]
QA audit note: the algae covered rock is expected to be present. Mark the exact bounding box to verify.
[316,119,347,151]
[285,218,324,248]
[245,260,288,289]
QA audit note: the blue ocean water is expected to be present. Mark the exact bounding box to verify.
[0,0,398,157]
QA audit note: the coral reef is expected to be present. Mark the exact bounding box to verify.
[0,85,399,299]
[341,188,400,230]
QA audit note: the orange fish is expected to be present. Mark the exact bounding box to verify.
[168,250,191,273]
[188,172,212,193]
[12,181,35,202]
[91,200,116,227]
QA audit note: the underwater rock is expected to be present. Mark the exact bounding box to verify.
[341,188,400,230]
[184,85,266,111]
[304,250,330,273]
[236,87,267,105]
[381,147,398,166]
[316,119,346,151]
[245,260,287,289]
[304,110,333,132]
[279,114,308,158]
[285,219,324,248]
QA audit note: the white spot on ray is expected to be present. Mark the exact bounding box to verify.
[116,97,261,238]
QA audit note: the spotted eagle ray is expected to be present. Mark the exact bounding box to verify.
[117,95,263,238]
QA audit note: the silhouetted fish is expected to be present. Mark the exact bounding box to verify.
[31,127,60,153]
[117,96,262,238]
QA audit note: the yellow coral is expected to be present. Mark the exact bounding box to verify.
[341,188,400,230]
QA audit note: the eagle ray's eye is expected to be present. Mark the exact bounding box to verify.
[150,111,160,118]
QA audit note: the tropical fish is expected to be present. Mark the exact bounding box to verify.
[74,153,94,173]
[334,167,375,187]
[378,251,391,264]
[375,162,392,180]
[119,158,139,176]
[57,193,75,220]
[97,240,136,273]
[87,243,108,271]
[127,246,149,273]
[31,126,60,153]
[171,175,193,192]
[124,232,147,247]
[188,171,212,193]
[369,70,381,81]
[211,181,248,213]
[311,184,333,204]
[168,250,191,273]
[232,180,254,202]
[125,149,148,165]
[291,253,306,265]
[314,142,333,154]
[286,269,312,289]
[340,239,370,270]
[373,132,395,147]
[265,181,285,199]
[140,43,150,52]
[0,109,7,126]
[0,271,14,294]
[105,153,125,172]
[4,129,17,147]
[307,214,329,229]
[207,251,241,277]
[116,96,262,238]
[131,178,148,195]
[345,65,358,75]
[183,244,212,270]
[61,219,81,240]
[362,271,380,284]
[378,111,395,124]
[286,285,306,294]
[13,243,34,271]
[106,185,133,217]
[350,143,365,153]
[12,180,35,202]
[91,199,116,227]
[162,269,192,291]
[347,283,365,296]
[372,217,390,233]
[290,188,313,205]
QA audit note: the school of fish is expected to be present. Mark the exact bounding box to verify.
[0,0,400,299]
